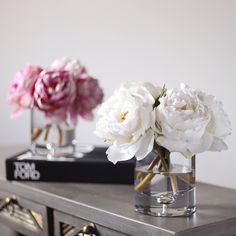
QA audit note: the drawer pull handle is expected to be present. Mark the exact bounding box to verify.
[0,195,17,211]
[0,196,43,230]
[78,223,100,236]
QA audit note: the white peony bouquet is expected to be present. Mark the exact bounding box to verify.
[95,82,231,192]
[95,82,231,160]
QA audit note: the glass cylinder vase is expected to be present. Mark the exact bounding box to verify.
[31,109,76,157]
[135,147,196,217]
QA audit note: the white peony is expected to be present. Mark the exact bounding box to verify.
[95,82,161,164]
[154,83,231,158]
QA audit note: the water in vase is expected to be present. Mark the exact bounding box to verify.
[135,164,196,217]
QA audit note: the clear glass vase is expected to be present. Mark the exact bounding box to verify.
[135,147,196,217]
[31,109,76,157]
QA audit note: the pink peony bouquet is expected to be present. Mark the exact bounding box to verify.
[7,57,104,125]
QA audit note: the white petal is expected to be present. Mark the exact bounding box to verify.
[118,139,141,157]
[187,132,213,154]
[213,108,231,138]
[135,130,154,160]
[155,135,188,153]
[209,137,228,151]
[106,145,134,164]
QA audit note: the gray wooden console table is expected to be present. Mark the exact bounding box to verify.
[0,146,236,236]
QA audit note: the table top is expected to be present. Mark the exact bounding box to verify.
[0,146,236,236]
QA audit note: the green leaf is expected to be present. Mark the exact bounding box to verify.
[153,84,167,108]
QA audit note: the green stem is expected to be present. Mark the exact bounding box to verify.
[135,172,155,192]
[135,146,179,195]
[158,148,178,194]
[135,155,160,192]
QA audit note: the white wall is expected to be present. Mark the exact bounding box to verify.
[0,0,235,188]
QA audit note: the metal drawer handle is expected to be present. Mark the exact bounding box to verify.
[0,196,43,230]
[0,195,17,211]
[78,223,100,236]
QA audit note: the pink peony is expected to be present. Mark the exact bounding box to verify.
[70,77,104,125]
[34,70,76,123]
[7,58,104,125]
[7,64,42,117]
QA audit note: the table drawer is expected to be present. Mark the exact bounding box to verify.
[54,210,128,236]
[0,189,50,236]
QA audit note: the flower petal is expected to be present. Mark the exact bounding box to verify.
[155,135,188,153]
[106,145,134,164]
[209,137,228,151]
[135,129,154,160]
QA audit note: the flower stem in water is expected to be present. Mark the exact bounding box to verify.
[57,125,62,145]
[135,172,155,192]
[135,155,161,192]
[159,154,178,194]
[135,147,178,195]
[176,174,195,187]
[44,124,52,141]
[31,128,42,141]
[136,155,160,180]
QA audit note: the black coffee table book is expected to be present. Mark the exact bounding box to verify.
[5,147,135,184]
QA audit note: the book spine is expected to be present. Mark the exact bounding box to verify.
[6,159,41,181]
[5,159,134,184]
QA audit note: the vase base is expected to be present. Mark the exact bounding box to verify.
[31,143,94,158]
[135,205,196,217]
[135,187,196,217]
